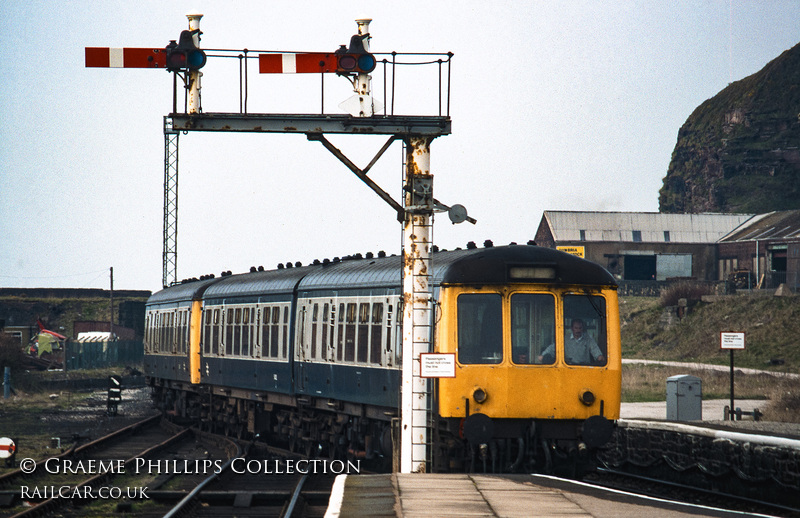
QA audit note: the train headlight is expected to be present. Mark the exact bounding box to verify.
[473,387,488,404]
[579,389,595,406]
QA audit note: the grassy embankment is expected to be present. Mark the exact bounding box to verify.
[619,288,800,422]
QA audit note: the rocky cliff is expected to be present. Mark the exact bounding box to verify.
[659,42,800,213]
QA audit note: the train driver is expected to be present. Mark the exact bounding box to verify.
[537,318,605,365]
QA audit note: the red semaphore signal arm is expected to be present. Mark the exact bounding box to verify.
[85,47,167,68]
[258,53,338,74]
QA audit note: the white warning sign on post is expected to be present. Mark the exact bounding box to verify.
[720,332,745,350]
[420,353,456,378]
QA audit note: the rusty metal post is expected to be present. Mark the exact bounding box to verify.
[339,18,383,117]
[186,12,203,114]
[401,136,433,473]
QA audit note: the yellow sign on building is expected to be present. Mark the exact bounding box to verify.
[557,246,585,258]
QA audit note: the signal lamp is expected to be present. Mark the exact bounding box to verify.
[165,30,207,72]
[335,34,376,75]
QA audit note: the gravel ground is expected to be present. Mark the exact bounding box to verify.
[0,385,157,467]
[622,399,800,438]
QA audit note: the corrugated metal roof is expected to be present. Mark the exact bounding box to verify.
[719,210,800,242]
[544,211,753,243]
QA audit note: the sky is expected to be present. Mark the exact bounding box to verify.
[2,1,799,293]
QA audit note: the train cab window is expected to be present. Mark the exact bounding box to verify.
[562,295,607,366]
[457,293,502,364]
[511,294,555,365]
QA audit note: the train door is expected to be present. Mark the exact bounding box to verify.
[296,303,308,392]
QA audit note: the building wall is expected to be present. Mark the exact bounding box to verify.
[555,241,718,281]
[718,239,800,289]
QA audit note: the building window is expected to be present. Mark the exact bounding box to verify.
[663,231,670,242]
[579,229,586,241]
[632,230,642,242]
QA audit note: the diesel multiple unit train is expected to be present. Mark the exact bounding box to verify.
[144,243,621,473]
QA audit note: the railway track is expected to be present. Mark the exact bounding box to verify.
[0,416,235,518]
[586,466,800,517]
[149,438,336,517]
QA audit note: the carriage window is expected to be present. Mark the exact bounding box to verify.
[271,307,281,358]
[562,295,607,366]
[345,303,357,362]
[311,303,319,359]
[357,303,369,363]
[337,303,345,361]
[370,303,383,364]
[180,311,188,354]
[241,307,251,357]
[283,306,289,358]
[261,306,272,358]
[225,308,233,355]
[203,309,212,354]
[321,303,329,360]
[233,308,242,356]
[511,294,555,365]
[457,293,502,364]
[212,309,220,355]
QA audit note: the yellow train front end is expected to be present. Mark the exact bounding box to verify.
[434,276,620,473]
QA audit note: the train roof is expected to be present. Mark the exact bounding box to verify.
[147,245,616,306]
[147,277,219,305]
[204,267,314,300]
[438,245,617,286]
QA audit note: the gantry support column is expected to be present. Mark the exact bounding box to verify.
[162,117,179,287]
[401,136,434,473]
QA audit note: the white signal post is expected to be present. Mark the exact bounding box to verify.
[402,137,434,473]
[187,12,203,114]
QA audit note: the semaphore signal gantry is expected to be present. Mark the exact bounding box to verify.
[85,12,471,474]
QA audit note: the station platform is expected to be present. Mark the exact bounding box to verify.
[324,473,744,517]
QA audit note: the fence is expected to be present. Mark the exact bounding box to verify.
[65,340,143,370]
